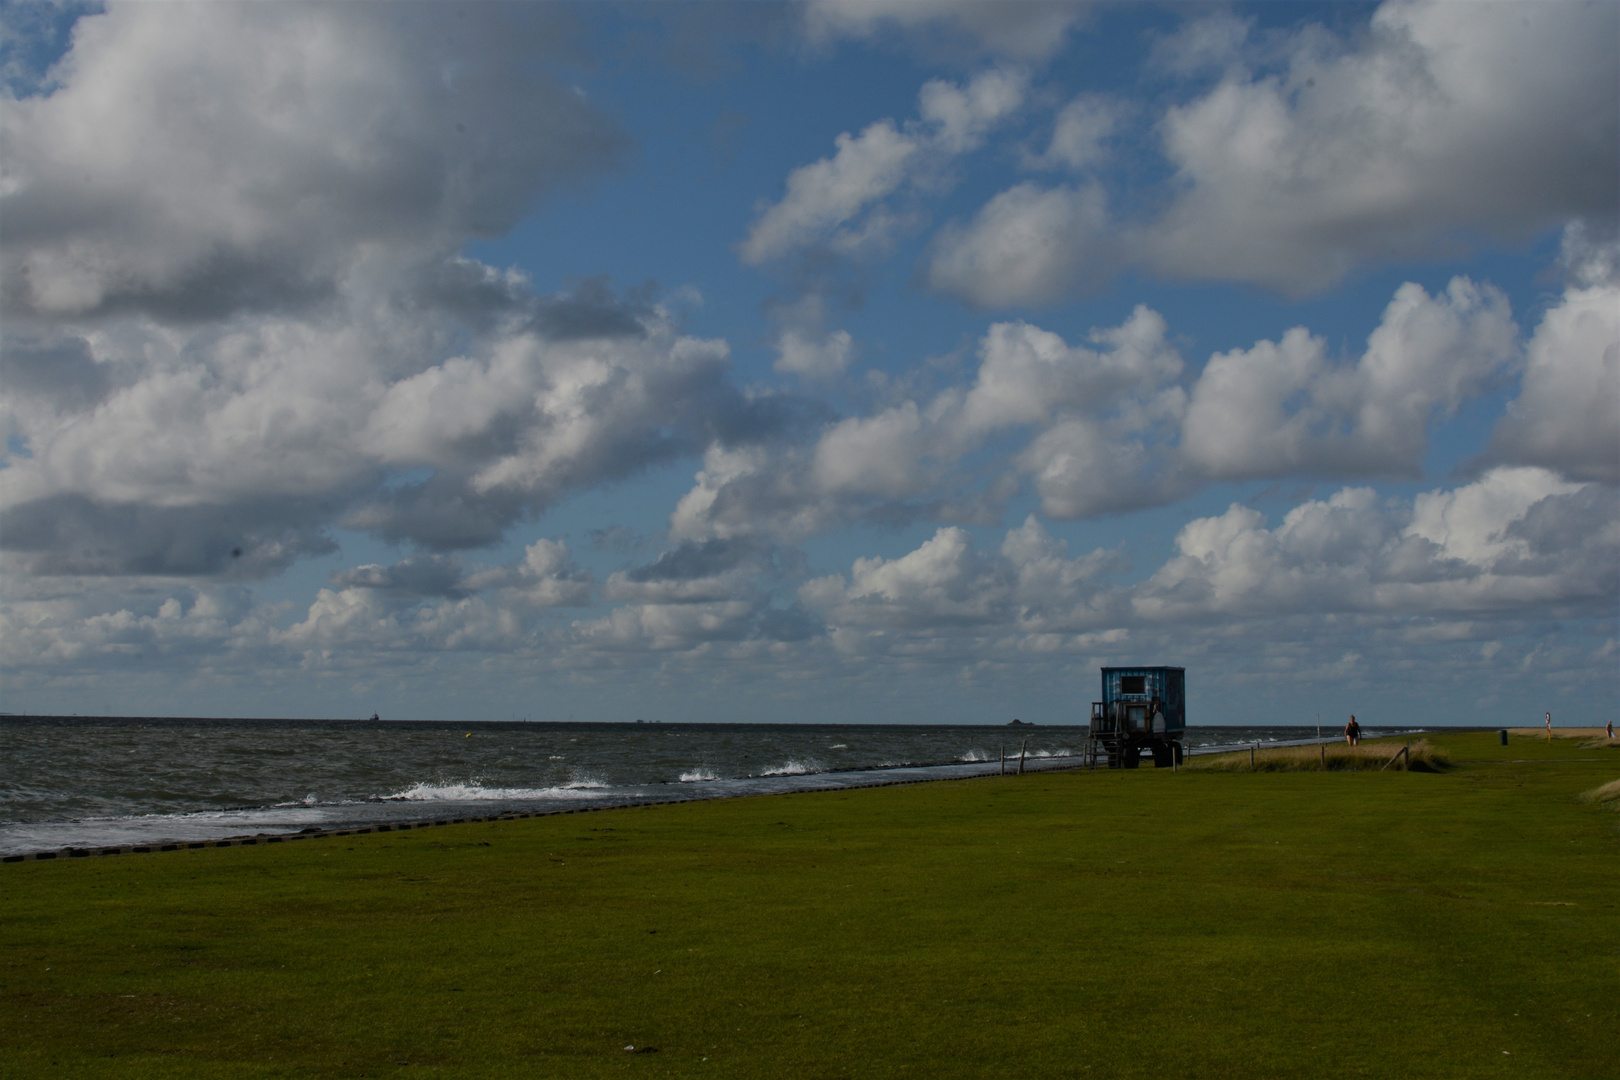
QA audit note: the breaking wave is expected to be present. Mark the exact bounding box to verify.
[760,759,823,777]
[380,780,608,802]
[272,793,365,808]
[678,768,720,783]
[959,746,1075,763]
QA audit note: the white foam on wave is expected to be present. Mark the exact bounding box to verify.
[828,743,848,750]
[381,780,609,802]
[959,749,992,762]
[678,768,720,783]
[272,794,363,808]
[760,759,823,777]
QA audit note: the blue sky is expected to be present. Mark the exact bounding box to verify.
[2,1,1615,726]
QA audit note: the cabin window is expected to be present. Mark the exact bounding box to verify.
[1120,675,1145,695]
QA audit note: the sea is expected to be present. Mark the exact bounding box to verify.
[0,717,1418,856]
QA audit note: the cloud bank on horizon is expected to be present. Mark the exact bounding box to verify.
[2,0,1615,724]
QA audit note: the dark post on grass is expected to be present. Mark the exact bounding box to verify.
[1379,744,1410,772]
[1017,739,1028,775]
[1500,729,1509,745]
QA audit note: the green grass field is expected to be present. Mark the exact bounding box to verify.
[3,730,1615,1079]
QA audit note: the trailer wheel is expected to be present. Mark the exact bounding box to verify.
[1121,745,1140,768]
[1173,742,1184,766]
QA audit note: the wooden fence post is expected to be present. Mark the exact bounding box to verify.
[1379,743,1411,772]
[1018,739,1028,775]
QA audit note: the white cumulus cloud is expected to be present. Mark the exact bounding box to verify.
[799,0,1089,62]
[1180,277,1517,480]
[739,67,1027,264]
[0,2,625,319]
[1135,469,1614,622]
[0,5,777,576]
[920,0,1618,307]
[1141,0,1618,294]
[670,305,1186,540]
[1486,228,1620,483]
[923,182,1116,307]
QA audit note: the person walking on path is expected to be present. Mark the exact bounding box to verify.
[1545,711,1553,740]
[1607,718,1613,741]
[1344,715,1361,746]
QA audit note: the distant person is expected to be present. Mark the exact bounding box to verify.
[1607,719,1613,741]
[1545,711,1552,740]
[1344,715,1361,746]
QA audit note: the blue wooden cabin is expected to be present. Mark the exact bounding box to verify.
[1088,666,1186,767]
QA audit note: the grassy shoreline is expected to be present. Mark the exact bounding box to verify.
[1188,737,1452,772]
[4,731,1616,1079]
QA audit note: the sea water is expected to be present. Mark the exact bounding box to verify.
[0,718,1411,855]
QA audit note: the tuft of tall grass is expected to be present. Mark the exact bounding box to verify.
[1189,739,1450,773]
[1578,778,1620,806]
[1509,728,1619,750]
